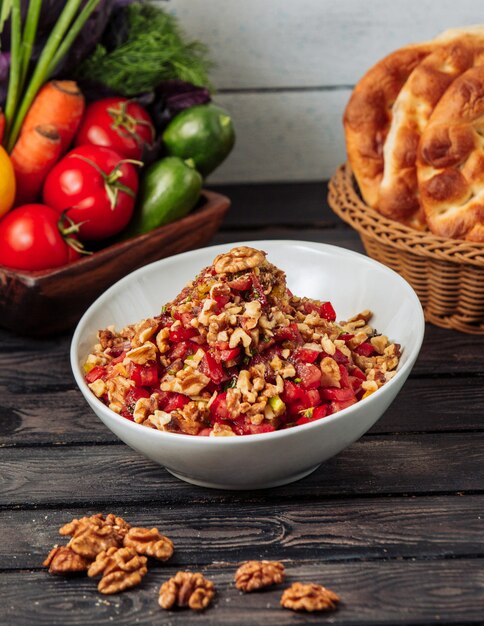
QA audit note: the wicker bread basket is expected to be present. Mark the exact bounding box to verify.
[328,163,484,334]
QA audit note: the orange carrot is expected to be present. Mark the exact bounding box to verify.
[11,124,61,205]
[0,110,5,145]
[21,80,85,154]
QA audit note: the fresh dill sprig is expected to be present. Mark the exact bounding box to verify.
[75,2,213,96]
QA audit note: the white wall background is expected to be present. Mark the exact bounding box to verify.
[168,0,482,184]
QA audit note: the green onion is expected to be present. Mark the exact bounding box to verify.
[0,0,13,40]
[3,0,21,139]
[18,0,42,92]
[48,0,100,76]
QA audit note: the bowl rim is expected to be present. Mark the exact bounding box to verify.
[71,239,425,445]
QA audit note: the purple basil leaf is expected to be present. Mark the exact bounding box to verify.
[0,52,10,107]
[148,79,211,133]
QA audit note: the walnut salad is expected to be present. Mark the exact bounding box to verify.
[84,246,401,436]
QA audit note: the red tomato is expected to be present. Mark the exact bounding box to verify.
[85,366,106,383]
[209,392,229,422]
[75,97,155,159]
[0,204,80,271]
[294,362,322,389]
[293,347,320,363]
[43,145,139,240]
[130,363,159,387]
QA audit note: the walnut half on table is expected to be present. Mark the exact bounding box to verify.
[123,527,174,561]
[159,571,216,611]
[88,546,148,595]
[281,582,340,612]
[43,546,90,575]
[234,560,285,592]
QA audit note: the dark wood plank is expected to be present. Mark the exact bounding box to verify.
[1,376,482,447]
[1,559,483,625]
[212,225,365,252]
[1,495,482,570]
[0,433,482,507]
[212,181,334,227]
[370,376,484,434]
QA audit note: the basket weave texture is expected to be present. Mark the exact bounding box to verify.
[328,163,484,334]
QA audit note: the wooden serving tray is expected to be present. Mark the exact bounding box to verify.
[0,189,230,336]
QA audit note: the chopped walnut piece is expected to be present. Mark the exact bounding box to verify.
[234,560,285,592]
[229,327,252,350]
[88,379,106,398]
[242,300,262,330]
[133,394,159,425]
[131,318,159,347]
[126,341,157,365]
[210,423,236,436]
[169,401,210,435]
[106,376,134,413]
[362,380,379,398]
[281,582,340,612]
[43,546,90,575]
[320,356,341,388]
[123,527,174,561]
[144,410,172,431]
[98,328,118,350]
[345,309,372,324]
[155,327,170,354]
[159,571,215,611]
[88,546,148,594]
[370,334,389,355]
[213,246,266,274]
[161,368,210,396]
[197,298,219,326]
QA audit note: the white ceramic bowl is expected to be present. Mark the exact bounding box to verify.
[71,240,425,490]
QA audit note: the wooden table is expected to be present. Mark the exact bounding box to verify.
[1,183,483,625]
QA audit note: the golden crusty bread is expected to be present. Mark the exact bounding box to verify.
[417,65,484,242]
[343,42,433,208]
[379,30,484,228]
[344,27,484,215]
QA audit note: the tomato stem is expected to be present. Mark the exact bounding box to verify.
[72,153,141,210]
[57,212,92,255]
[107,101,154,148]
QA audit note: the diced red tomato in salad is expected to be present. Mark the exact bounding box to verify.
[274,323,301,342]
[163,392,190,412]
[199,351,227,385]
[209,392,229,422]
[354,341,376,357]
[293,347,320,363]
[85,366,106,383]
[295,362,322,389]
[169,326,198,342]
[130,363,159,387]
[121,387,151,420]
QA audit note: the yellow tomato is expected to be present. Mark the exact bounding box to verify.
[0,146,15,217]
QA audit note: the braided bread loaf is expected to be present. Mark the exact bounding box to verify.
[417,65,484,242]
[343,27,484,242]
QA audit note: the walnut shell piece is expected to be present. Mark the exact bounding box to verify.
[234,560,285,592]
[123,527,174,561]
[88,546,148,594]
[280,582,340,612]
[43,546,90,575]
[159,571,215,611]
